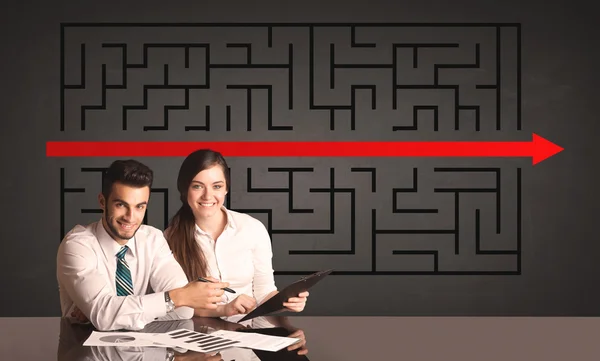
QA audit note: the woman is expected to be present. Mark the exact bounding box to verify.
[165,149,309,319]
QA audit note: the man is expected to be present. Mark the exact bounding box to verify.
[57,159,230,331]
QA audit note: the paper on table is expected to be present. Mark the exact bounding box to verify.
[83,331,166,347]
[211,330,300,352]
[150,329,242,353]
[83,328,299,353]
[150,328,299,353]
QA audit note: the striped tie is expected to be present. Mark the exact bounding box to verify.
[115,246,134,296]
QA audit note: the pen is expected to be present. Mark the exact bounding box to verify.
[197,277,236,293]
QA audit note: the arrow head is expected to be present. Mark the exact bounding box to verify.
[532,133,564,165]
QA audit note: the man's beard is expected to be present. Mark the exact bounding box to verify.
[104,208,141,241]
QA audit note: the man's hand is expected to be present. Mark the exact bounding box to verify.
[224,294,257,317]
[282,291,309,312]
[70,306,89,323]
[170,280,229,310]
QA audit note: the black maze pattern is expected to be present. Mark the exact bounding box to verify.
[58,23,522,276]
[60,23,520,135]
[60,163,521,275]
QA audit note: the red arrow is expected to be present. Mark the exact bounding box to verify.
[46,133,563,165]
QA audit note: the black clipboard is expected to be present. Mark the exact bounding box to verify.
[238,269,333,322]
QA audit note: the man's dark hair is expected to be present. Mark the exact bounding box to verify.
[101,160,154,199]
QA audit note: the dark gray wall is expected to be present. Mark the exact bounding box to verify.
[1,0,598,317]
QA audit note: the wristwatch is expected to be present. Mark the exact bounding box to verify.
[165,349,175,361]
[165,291,175,313]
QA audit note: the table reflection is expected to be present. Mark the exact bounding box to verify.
[57,316,309,361]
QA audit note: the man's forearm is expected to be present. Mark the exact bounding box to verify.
[168,288,188,308]
[155,305,194,321]
[86,292,167,331]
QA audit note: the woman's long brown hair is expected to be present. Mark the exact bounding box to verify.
[165,149,230,281]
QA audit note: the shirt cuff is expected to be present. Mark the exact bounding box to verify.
[143,292,168,321]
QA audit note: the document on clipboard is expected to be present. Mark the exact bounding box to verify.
[238,269,333,322]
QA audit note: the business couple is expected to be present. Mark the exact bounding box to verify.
[56,149,310,332]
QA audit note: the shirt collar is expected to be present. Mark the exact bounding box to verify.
[223,206,236,229]
[194,206,236,236]
[95,219,137,259]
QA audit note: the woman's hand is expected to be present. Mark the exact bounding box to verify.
[286,328,308,355]
[282,291,309,312]
[224,294,257,317]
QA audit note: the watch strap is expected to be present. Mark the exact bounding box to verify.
[165,291,175,313]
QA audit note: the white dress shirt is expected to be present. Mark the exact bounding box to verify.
[57,220,194,331]
[194,207,278,308]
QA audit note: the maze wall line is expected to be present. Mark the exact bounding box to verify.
[58,23,522,275]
